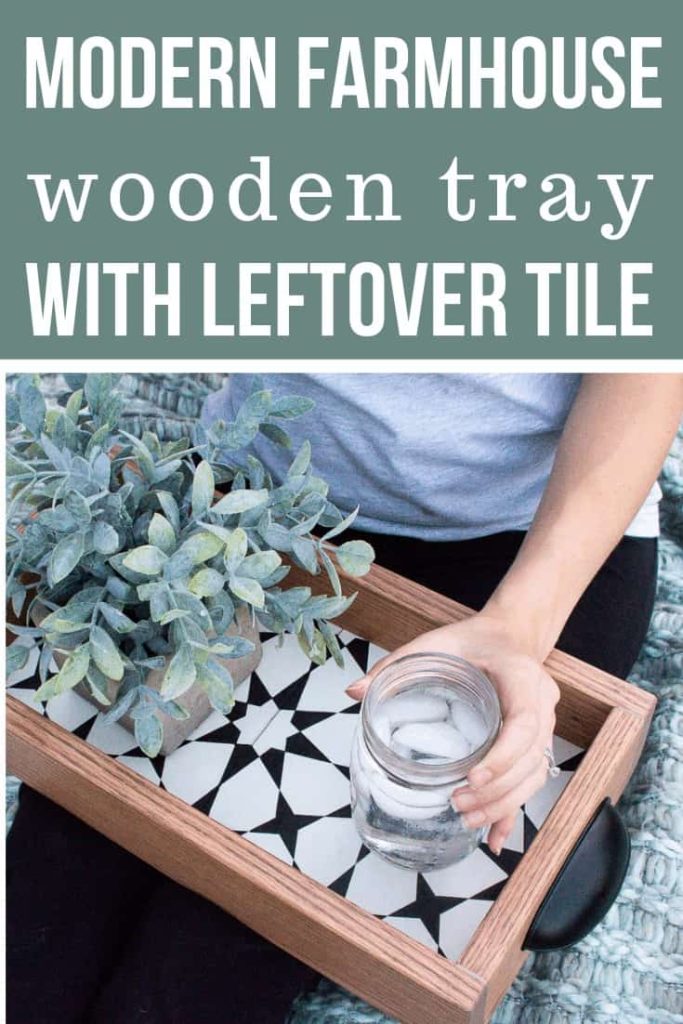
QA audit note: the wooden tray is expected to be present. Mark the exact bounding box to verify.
[6,561,656,1024]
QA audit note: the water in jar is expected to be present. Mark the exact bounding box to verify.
[350,681,490,870]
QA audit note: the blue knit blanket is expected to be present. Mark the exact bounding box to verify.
[290,430,683,1024]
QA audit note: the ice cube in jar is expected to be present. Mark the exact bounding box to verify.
[385,691,449,727]
[449,696,490,752]
[391,721,472,762]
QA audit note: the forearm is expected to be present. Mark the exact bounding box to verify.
[484,374,683,662]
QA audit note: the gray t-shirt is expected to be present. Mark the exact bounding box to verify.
[203,374,660,541]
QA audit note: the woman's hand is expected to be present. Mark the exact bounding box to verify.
[345,613,560,856]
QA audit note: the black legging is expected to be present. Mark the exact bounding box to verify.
[7,531,657,1024]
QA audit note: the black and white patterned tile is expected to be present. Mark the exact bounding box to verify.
[7,630,583,961]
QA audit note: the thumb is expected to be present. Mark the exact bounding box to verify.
[345,651,394,700]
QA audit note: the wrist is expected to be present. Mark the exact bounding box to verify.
[479,592,560,663]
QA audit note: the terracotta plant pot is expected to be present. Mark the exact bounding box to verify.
[32,604,262,756]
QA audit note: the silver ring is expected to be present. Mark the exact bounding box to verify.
[543,746,561,778]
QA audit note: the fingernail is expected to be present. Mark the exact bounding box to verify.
[488,841,502,856]
[451,790,476,812]
[468,768,492,789]
[463,810,486,828]
[345,683,362,699]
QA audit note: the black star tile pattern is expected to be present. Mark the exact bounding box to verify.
[7,629,583,961]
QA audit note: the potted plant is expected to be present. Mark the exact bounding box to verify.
[6,374,374,756]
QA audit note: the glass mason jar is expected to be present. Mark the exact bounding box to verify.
[350,653,501,871]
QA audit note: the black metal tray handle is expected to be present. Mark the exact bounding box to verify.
[523,798,631,951]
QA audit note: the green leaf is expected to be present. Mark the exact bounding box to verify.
[85,423,111,459]
[123,545,168,576]
[335,540,375,577]
[98,603,137,634]
[110,555,144,591]
[161,645,197,700]
[291,508,325,536]
[92,452,111,487]
[101,688,137,724]
[64,490,92,523]
[174,591,211,629]
[158,608,191,625]
[205,591,235,633]
[148,513,176,554]
[84,374,111,416]
[292,536,319,574]
[105,576,135,602]
[320,548,342,597]
[6,624,44,638]
[212,488,269,515]
[90,624,125,681]
[157,491,180,532]
[196,660,234,715]
[259,523,293,552]
[92,521,119,555]
[265,586,311,622]
[134,713,163,758]
[321,506,359,542]
[218,420,259,449]
[142,430,162,456]
[288,440,312,478]
[229,576,265,609]
[85,664,112,705]
[34,645,90,701]
[65,388,83,424]
[64,586,105,621]
[156,699,190,721]
[6,390,20,427]
[19,384,46,437]
[239,550,281,580]
[149,589,171,622]
[258,422,291,448]
[239,388,272,421]
[196,522,234,545]
[7,453,34,477]
[10,584,27,619]
[270,395,315,419]
[162,549,196,581]
[188,567,225,598]
[37,611,87,635]
[223,527,248,574]
[178,531,224,565]
[209,636,255,659]
[305,592,356,619]
[246,455,265,488]
[39,433,70,469]
[162,437,191,458]
[319,620,345,668]
[298,627,327,666]
[192,461,215,519]
[49,531,85,584]
[122,434,156,481]
[152,459,182,484]
[6,643,30,674]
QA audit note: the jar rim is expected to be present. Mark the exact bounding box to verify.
[360,652,501,785]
